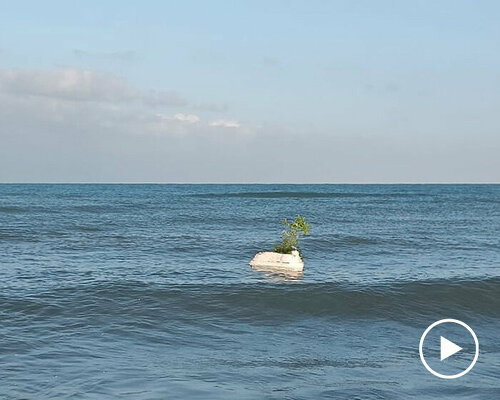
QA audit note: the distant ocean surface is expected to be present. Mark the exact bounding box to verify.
[1,184,499,399]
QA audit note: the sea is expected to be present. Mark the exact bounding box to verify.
[0,184,499,399]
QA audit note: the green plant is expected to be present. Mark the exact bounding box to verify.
[272,215,311,254]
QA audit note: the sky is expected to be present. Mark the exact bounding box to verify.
[1,0,499,183]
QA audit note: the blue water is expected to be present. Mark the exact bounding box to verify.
[1,184,499,399]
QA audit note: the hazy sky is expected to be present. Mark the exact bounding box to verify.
[1,1,499,182]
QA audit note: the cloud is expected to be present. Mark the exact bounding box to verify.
[209,119,241,128]
[148,113,202,136]
[0,68,135,102]
[1,67,498,183]
[0,68,231,112]
[0,67,249,144]
[148,113,201,135]
[171,113,200,123]
[0,68,191,108]
[149,114,249,136]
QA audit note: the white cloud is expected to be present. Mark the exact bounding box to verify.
[0,68,237,115]
[147,113,202,135]
[0,68,188,107]
[0,67,249,143]
[209,119,241,128]
[171,113,200,123]
[0,68,135,102]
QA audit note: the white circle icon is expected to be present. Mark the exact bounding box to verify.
[419,319,479,379]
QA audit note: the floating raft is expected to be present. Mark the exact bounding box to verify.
[249,250,304,272]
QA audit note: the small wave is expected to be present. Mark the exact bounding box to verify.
[0,205,32,213]
[310,235,380,247]
[0,230,40,242]
[0,205,60,214]
[73,225,106,233]
[3,278,499,323]
[72,205,118,213]
[191,192,419,199]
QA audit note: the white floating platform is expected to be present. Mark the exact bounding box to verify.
[249,250,304,273]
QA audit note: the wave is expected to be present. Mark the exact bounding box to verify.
[191,192,422,199]
[0,205,61,214]
[306,236,381,250]
[0,206,27,213]
[3,278,499,323]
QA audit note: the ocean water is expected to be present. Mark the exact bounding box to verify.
[0,184,499,399]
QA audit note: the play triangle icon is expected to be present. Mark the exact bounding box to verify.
[441,336,462,361]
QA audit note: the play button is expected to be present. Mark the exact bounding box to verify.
[419,319,479,379]
[440,336,462,361]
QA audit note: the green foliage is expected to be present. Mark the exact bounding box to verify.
[272,215,311,254]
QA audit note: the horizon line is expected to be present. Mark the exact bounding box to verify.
[0,182,499,185]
